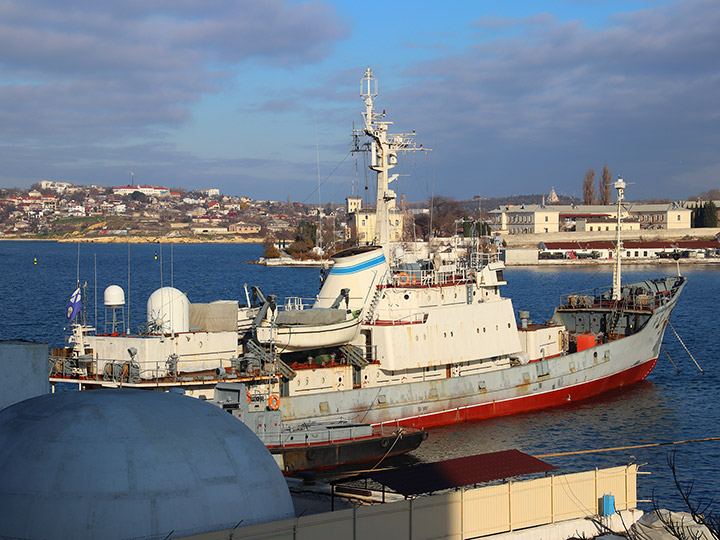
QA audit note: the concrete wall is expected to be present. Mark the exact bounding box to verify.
[181,465,639,540]
[0,341,49,411]
[503,248,539,265]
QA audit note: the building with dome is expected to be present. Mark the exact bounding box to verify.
[0,389,294,540]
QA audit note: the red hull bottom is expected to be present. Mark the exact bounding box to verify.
[380,358,658,430]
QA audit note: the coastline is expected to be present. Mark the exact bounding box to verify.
[1,235,263,244]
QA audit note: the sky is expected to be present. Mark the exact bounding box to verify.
[1,0,718,203]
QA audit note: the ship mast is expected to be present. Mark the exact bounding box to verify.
[358,68,425,257]
[611,176,626,301]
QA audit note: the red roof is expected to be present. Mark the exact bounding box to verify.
[360,449,557,496]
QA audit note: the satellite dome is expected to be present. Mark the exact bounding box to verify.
[147,286,189,334]
[103,284,126,307]
[0,390,294,540]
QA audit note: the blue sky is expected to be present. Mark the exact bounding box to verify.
[1,0,718,203]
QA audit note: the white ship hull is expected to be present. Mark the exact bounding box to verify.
[278,279,681,428]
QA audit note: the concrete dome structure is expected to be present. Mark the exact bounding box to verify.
[0,390,294,540]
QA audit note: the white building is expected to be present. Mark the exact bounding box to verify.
[489,202,691,235]
[113,185,169,197]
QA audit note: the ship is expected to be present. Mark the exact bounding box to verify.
[51,68,685,431]
[210,382,427,473]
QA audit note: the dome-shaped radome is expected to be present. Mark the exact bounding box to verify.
[0,390,294,540]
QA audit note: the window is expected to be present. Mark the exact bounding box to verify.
[545,216,548,222]
[677,214,681,221]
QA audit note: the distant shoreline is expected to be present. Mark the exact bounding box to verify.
[1,236,263,244]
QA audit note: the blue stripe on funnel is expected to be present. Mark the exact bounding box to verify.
[329,253,386,275]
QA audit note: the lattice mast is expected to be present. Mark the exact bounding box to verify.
[357,68,426,257]
[612,176,626,301]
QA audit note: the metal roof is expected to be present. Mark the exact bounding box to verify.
[360,449,558,497]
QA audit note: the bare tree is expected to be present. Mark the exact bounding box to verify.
[582,168,597,205]
[599,165,612,205]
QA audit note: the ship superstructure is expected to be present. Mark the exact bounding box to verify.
[51,68,685,430]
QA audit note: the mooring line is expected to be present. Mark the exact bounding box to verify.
[661,345,680,374]
[535,436,720,459]
[668,321,704,374]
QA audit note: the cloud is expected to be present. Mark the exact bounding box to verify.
[391,0,720,199]
[0,0,348,145]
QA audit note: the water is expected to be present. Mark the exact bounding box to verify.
[1,241,718,510]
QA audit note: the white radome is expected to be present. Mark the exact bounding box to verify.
[103,284,126,307]
[0,390,294,540]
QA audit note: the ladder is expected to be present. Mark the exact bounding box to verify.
[339,344,368,368]
[364,287,383,323]
[245,339,296,380]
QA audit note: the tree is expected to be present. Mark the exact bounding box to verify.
[692,201,718,228]
[295,221,317,247]
[427,196,462,237]
[582,168,597,205]
[599,165,612,205]
[262,238,281,259]
[130,190,148,203]
[704,201,718,227]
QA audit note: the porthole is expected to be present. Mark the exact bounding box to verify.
[483,327,486,333]
[404,294,410,300]
[496,325,499,331]
[476,328,480,334]
[508,323,511,328]
[450,332,454,337]
[338,377,343,383]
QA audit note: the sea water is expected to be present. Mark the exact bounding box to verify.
[1,241,718,510]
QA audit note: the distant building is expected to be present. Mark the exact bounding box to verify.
[540,240,720,260]
[489,202,691,235]
[229,223,261,234]
[39,180,72,193]
[113,185,169,197]
[348,208,405,244]
[346,196,362,215]
[547,187,559,204]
